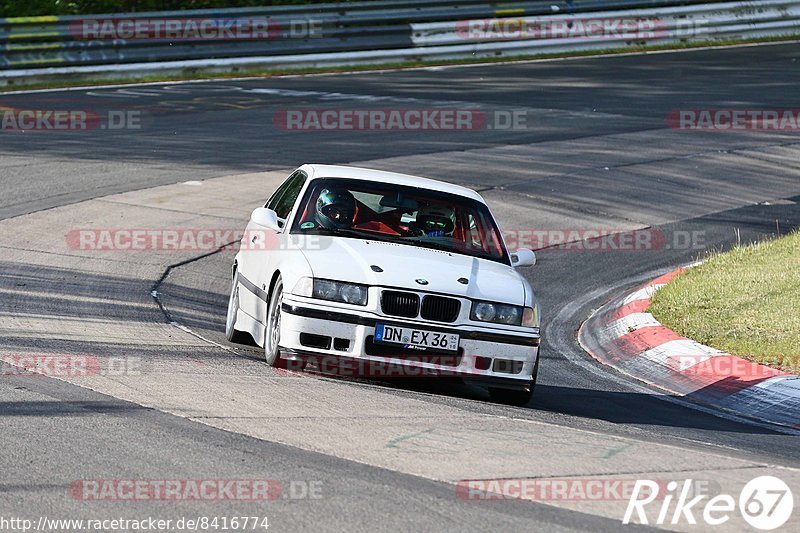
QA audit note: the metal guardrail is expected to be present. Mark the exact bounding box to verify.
[411,1,800,49]
[0,0,797,80]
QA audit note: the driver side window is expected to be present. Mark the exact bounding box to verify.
[267,171,307,226]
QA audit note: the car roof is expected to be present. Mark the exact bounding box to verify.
[301,164,485,203]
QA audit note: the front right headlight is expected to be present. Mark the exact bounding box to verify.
[312,278,368,306]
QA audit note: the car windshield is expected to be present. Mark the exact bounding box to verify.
[290,178,509,264]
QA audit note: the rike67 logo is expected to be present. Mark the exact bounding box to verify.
[624,476,793,530]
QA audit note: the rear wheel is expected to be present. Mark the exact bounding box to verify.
[225,271,250,344]
[489,355,539,406]
[264,275,284,366]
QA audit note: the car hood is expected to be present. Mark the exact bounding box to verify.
[301,236,525,305]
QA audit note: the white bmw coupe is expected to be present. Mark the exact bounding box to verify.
[225,164,540,405]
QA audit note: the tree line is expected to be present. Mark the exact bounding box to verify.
[1,0,361,17]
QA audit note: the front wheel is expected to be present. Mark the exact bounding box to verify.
[225,271,250,344]
[264,275,284,366]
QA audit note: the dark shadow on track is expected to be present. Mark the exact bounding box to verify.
[0,400,146,417]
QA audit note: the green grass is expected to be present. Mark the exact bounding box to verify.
[649,231,800,374]
[1,35,797,93]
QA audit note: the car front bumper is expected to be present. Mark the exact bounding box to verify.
[279,297,540,391]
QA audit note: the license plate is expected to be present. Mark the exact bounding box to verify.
[374,323,459,353]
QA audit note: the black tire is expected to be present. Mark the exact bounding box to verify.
[225,270,250,344]
[489,355,539,406]
[489,387,533,406]
[263,275,284,366]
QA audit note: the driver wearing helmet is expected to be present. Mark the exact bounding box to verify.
[314,188,357,230]
[413,205,455,237]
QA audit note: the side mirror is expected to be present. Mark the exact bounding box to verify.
[510,248,536,267]
[250,208,281,231]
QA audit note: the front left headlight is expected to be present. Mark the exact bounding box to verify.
[311,278,368,306]
[522,304,540,328]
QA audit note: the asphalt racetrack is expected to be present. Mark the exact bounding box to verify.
[1,43,799,531]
